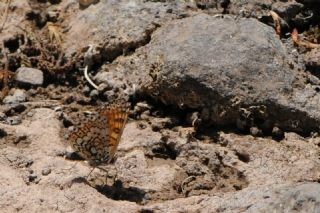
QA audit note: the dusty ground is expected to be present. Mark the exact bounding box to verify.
[0,0,320,212]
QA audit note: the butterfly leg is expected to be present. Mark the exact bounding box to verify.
[112,165,119,184]
[95,165,121,185]
[95,166,111,185]
[86,167,96,180]
[62,161,78,173]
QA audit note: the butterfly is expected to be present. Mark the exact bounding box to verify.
[65,102,129,167]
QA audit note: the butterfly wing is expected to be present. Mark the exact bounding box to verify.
[101,102,129,163]
[66,113,110,165]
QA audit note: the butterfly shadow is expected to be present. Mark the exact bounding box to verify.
[95,180,146,204]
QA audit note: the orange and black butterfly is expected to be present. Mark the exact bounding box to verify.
[65,102,129,166]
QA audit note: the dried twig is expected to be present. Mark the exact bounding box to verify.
[270,11,281,36]
[47,22,62,45]
[84,65,99,90]
[0,0,12,33]
[292,28,320,49]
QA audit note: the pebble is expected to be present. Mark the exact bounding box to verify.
[103,90,116,100]
[41,168,51,176]
[15,67,44,86]
[82,86,91,95]
[250,127,262,137]
[53,106,63,112]
[89,89,99,98]
[62,114,73,127]
[186,112,200,126]
[3,89,27,104]
[26,111,34,117]
[135,102,152,112]
[79,0,99,8]
[6,116,22,125]
[27,88,38,96]
[140,110,150,120]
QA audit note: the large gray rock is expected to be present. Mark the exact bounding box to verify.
[15,67,44,86]
[135,14,320,133]
[96,14,320,133]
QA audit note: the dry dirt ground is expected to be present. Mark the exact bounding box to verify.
[1,0,320,213]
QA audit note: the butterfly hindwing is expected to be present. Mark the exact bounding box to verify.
[66,113,109,164]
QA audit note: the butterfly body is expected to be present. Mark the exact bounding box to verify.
[66,103,129,166]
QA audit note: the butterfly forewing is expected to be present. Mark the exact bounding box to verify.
[101,103,129,162]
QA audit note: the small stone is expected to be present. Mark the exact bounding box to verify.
[79,0,99,8]
[140,110,150,120]
[6,116,22,125]
[26,111,34,117]
[82,85,91,96]
[53,106,63,112]
[62,114,73,127]
[272,126,284,141]
[27,88,37,96]
[41,168,51,176]
[98,83,109,91]
[3,89,27,104]
[103,90,115,100]
[186,112,200,126]
[250,127,262,137]
[89,89,99,97]
[15,67,44,86]
[135,102,152,112]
